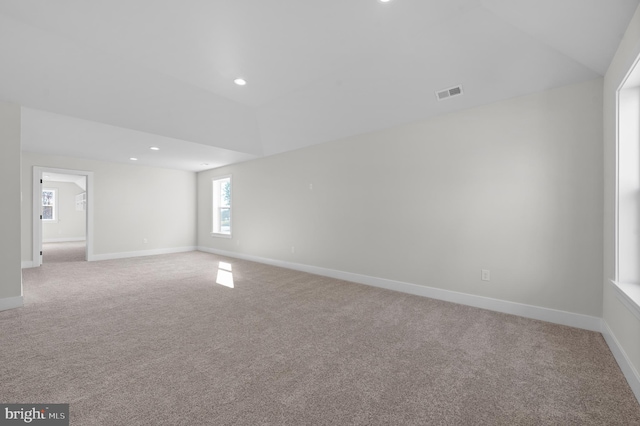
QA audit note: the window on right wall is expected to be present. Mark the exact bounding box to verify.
[615,54,640,317]
[212,176,231,237]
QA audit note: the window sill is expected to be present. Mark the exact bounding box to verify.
[610,280,640,322]
[210,233,232,239]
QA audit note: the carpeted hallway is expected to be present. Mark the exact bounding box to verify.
[42,241,87,264]
[2,249,640,425]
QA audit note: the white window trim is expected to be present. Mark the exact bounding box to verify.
[211,175,232,238]
[610,280,640,322]
[42,187,58,223]
[614,51,640,317]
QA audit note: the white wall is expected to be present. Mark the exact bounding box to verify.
[42,180,86,242]
[603,3,640,394]
[0,101,22,309]
[198,78,604,318]
[22,152,197,262]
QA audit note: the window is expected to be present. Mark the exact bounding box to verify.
[42,188,57,222]
[614,53,640,318]
[212,176,231,236]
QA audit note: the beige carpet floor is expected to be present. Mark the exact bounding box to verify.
[2,246,639,425]
[42,241,87,263]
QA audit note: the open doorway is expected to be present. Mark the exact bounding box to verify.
[42,173,86,264]
[32,167,93,267]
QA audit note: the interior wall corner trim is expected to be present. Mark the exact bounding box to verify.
[602,320,640,404]
[0,296,23,312]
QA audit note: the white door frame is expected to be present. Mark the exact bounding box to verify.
[33,166,94,267]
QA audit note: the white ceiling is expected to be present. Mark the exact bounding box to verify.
[42,172,86,191]
[21,108,258,171]
[1,0,638,171]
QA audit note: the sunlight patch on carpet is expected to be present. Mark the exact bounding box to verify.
[216,261,234,288]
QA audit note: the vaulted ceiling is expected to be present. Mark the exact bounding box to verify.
[1,0,638,171]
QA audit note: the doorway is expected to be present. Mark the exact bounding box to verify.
[32,167,93,267]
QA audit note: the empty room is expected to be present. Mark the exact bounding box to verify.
[2,1,640,424]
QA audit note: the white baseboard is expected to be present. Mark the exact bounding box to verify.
[90,246,197,261]
[0,296,23,312]
[21,261,34,269]
[196,246,602,332]
[602,320,640,403]
[43,237,86,243]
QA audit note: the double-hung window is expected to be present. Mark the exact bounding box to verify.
[42,188,57,222]
[212,176,231,236]
[614,54,640,318]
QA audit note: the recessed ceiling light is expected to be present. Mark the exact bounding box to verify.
[150,146,160,151]
[130,157,138,161]
[201,163,209,166]
[234,78,247,86]
[380,0,392,2]
[44,175,49,179]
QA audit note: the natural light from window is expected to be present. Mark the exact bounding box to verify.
[614,52,640,316]
[42,188,57,222]
[216,261,234,288]
[212,176,231,236]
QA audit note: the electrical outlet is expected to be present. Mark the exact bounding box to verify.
[309,183,313,190]
[481,269,490,281]
[143,238,148,244]
[291,246,295,254]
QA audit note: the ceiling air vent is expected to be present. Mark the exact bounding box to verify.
[436,85,464,101]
